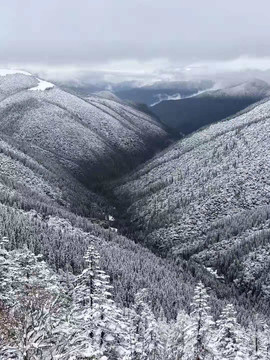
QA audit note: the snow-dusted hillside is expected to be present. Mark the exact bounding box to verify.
[0,69,172,244]
[201,79,270,99]
[0,70,169,182]
[91,90,124,103]
[0,70,202,322]
[1,70,270,357]
[113,97,270,298]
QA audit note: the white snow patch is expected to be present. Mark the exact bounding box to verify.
[29,79,54,91]
[206,267,224,280]
[186,86,219,98]
[108,215,115,222]
[0,69,32,76]
[150,93,182,106]
[151,85,221,106]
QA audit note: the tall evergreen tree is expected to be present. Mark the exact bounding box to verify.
[216,304,245,360]
[132,289,165,360]
[249,315,269,360]
[167,310,191,360]
[186,281,214,360]
[70,242,130,359]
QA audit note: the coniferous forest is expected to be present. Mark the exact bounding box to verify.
[0,70,269,359]
[2,1,270,358]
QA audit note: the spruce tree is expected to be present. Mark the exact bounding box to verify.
[216,304,245,360]
[186,281,214,360]
[167,310,191,360]
[249,315,269,360]
[70,242,129,359]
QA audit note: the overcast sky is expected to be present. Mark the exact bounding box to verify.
[2,0,270,83]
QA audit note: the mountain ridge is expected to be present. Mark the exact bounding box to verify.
[0,71,171,184]
[200,79,270,99]
[152,78,270,135]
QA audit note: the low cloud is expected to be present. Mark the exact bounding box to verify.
[1,1,270,85]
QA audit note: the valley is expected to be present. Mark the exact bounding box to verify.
[3,0,270,357]
[1,70,270,358]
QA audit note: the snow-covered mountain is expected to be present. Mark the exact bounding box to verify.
[1,70,270,358]
[152,79,270,135]
[0,70,200,320]
[113,97,270,303]
[0,70,169,184]
[202,79,270,99]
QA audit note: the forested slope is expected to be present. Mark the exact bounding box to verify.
[1,71,270,358]
[0,70,172,218]
[0,71,169,183]
[113,97,270,302]
[0,70,201,319]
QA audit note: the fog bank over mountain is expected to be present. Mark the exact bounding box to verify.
[5,57,270,90]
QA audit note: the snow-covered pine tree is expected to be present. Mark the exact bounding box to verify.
[157,307,169,359]
[143,306,165,359]
[216,304,246,360]
[166,310,191,360]
[248,315,269,360]
[0,238,68,359]
[121,307,140,360]
[132,289,165,360]
[70,241,130,359]
[94,267,130,358]
[0,236,13,305]
[185,281,214,360]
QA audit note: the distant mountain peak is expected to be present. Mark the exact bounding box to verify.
[0,69,55,92]
[203,78,270,99]
[0,69,32,77]
[152,78,270,135]
[247,78,269,87]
